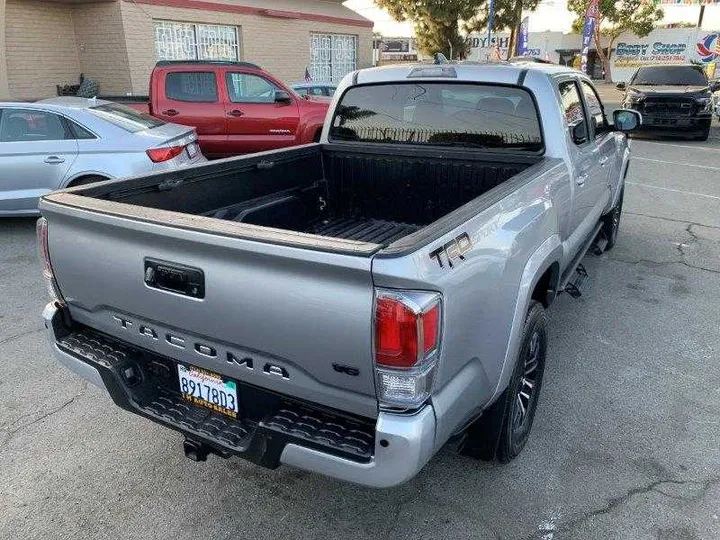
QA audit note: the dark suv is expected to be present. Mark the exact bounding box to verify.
[617,65,719,141]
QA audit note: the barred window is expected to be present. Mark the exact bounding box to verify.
[309,34,357,83]
[154,21,240,62]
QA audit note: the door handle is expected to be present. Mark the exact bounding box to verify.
[162,109,179,116]
[576,173,588,186]
[44,156,65,164]
[598,157,609,166]
[227,109,244,117]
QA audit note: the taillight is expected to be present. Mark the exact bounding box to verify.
[374,289,442,409]
[36,218,65,305]
[146,145,185,163]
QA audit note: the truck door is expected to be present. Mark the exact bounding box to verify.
[557,79,605,263]
[579,79,615,210]
[154,69,227,157]
[222,69,300,154]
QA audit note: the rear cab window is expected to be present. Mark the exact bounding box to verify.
[329,82,543,152]
[165,72,219,102]
[89,103,165,133]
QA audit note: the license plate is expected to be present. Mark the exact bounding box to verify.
[177,364,238,417]
[186,142,199,159]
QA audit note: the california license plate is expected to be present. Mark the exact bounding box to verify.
[186,142,199,159]
[177,364,238,417]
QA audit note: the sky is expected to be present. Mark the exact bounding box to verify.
[343,0,720,37]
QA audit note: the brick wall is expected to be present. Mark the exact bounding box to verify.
[72,2,133,95]
[120,1,373,94]
[2,0,372,99]
[5,0,81,99]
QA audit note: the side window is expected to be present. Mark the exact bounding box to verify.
[226,73,279,103]
[165,72,218,102]
[0,108,70,142]
[581,80,607,134]
[558,80,588,145]
[67,119,97,140]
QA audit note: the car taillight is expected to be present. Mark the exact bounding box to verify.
[374,289,442,409]
[36,218,65,305]
[146,145,185,163]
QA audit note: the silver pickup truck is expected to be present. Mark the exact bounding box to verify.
[39,63,640,487]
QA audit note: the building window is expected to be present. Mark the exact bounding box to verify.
[309,34,357,83]
[154,21,240,62]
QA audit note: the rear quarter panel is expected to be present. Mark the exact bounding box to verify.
[372,158,570,445]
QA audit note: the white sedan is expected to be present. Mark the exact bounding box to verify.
[0,97,206,216]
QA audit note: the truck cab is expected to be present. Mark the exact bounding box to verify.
[149,61,329,157]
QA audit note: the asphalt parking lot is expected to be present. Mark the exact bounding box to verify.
[2,114,720,539]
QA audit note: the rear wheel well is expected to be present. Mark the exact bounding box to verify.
[532,262,560,308]
[67,174,108,187]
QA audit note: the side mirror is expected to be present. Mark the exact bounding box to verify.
[571,120,588,144]
[274,90,293,105]
[710,80,720,92]
[616,82,626,91]
[613,109,642,132]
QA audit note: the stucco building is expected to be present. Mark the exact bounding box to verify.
[0,0,373,100]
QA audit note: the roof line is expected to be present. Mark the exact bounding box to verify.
[123,0,375,28]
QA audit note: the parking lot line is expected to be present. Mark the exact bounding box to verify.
[633,157,720,171]
[626,181,720,200]
[632,141,720,153]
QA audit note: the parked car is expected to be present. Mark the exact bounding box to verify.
[0,97,205,217]
[617,64,719,141]
[124,61,330,158]
[291,82,337,98]
[39,63,639,486]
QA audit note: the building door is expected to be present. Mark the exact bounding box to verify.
[309,34,357,83]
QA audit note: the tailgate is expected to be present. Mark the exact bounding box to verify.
[42,201,379,418]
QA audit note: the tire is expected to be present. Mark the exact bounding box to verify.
[461,301,548,462]
[67,175,106,187]
[601,187,623,252]
[695,128,710,142]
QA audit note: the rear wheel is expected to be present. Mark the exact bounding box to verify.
[67,175,106,187]
[601,187,623,251]
[461,301,548,462]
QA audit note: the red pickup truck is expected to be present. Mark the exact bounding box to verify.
[125,61,330,158]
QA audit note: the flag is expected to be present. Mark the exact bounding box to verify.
[518,17,530,56]
[304,67,312,82]
[580,0,599,74]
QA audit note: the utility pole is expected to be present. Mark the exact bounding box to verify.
[697,5,705,28]
[448,40,453,60]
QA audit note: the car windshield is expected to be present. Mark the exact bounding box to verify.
[329,82,543,151]
[631,66,708,86]
[88,103,165,132]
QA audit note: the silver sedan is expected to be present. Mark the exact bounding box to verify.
[0,97,206,216]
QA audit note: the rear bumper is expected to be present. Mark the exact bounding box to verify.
[43,302,436,488]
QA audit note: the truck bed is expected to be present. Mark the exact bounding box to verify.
[67,144,539,251]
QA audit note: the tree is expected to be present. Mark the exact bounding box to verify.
[464,0,541,59]
[376,0,485,59]
[567,0,663,80]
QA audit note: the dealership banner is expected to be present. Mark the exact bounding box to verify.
[580,0,600,74]
[610,28,720,81]
[518,17,530,56]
